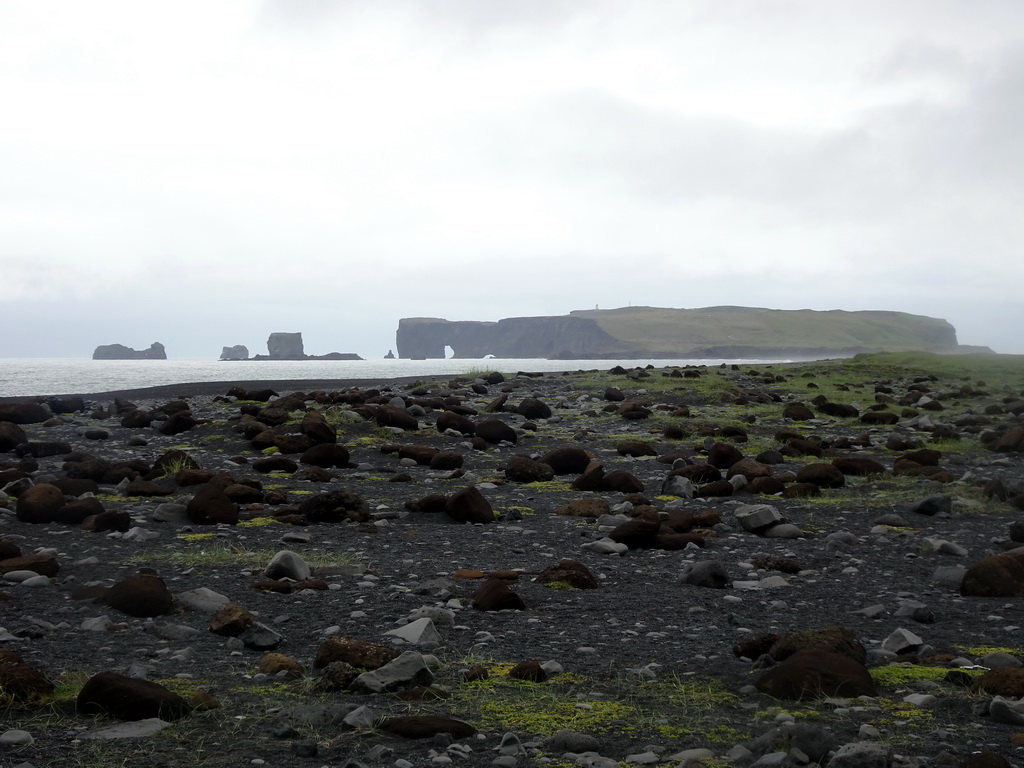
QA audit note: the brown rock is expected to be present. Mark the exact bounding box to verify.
[298,489,369,523]
[313,636,401,670]
[0,554,59,577]
[209,604,256,636]
[15,483,65,524]
[508,659,548,682]
[0,648,55,700]
[474,419,517,445]
[535,559,599,589]
[977,667,1024,697]
[540,447,592,474]
[832,457,887,476]
[378,716,476,739]
[258,653,303,678]
[103,574,174,617]
[961,550,1024,597]
[795,463,845,488]
[77,671,192,721]
[187,483,239,525]
[446,485,494,524]
[755,650,876,700]
[768,625,867,664]
[0,402,52,424]
[708,442,744,469]
[473,578,526,611]
[505,455,555,483]
[552,498,610,518]
[782,402,814,420]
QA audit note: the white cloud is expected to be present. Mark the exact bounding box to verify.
[1,0,1022,358]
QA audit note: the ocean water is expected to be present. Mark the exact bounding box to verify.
[0,357,777,397]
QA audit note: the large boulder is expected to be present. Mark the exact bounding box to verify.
[0,402,52,425]
[755,650,876,700]
[445,486,494,524]
[298,489,369,524]
[16,483,66,524]
[961,550,1024,597]
[103,574,175,617]
[0,421,28,451]
[186,484,239,525]
[77,671,191,720]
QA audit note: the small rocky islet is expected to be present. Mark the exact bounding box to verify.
[2,355,1024,768]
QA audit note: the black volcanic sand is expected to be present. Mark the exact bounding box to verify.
[2,362,1024,768]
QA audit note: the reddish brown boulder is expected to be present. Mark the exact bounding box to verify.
[617,440,658,458]
[77,671,192,721]
[535,559,599,589]
[601,470,645,494]
[0,421,27,453]
[473,578,526,611]
[209,604,256,636]
[272,433,312,454]
[376,405,419,431]
[961,550,1024,597]
[795,463,845,488]
[782,482,821,498]
[430,451,464,470]
[553,498,610,518]
[300,411,335,444]
[832,457,886,476]
[608,517,661,548]
[708,442,744,469]
[158,411,197,436]
[474,419,517,445]
[745,477,787,495]
[505,455,555,483]
[298,489,369,523]
[187,483,239,525]
[103,574,174,617]
[0,554,59,577]
[697,480,734,497]
[397,445,439,465]
[313,636,401,670]
[860,410,899,425]
[540,447,592,474]
[446,485,494,524]
[782,402,814,420]
[508,659,547,682]
[767,625,867,664]
[15,483,65,524]
[976,667,1024,697]
[437,410,476,435]
[251,456,298,474]
[55,496,105,525]
[755,650,876,700]
[0,648,54,700]
[378,716,476,739]
[0,402,52,424]
[992,426,1024,453]
[516,398,551,420]
[300,443,351,468]
[728,458,772,480]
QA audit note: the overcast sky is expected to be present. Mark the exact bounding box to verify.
[3,0,1023,359]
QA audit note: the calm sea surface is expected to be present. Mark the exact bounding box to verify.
[0,357,779,397]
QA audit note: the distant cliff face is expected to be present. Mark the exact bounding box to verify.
[93,342,167,360]
[395,307,964,360]
[396,316,626,359]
